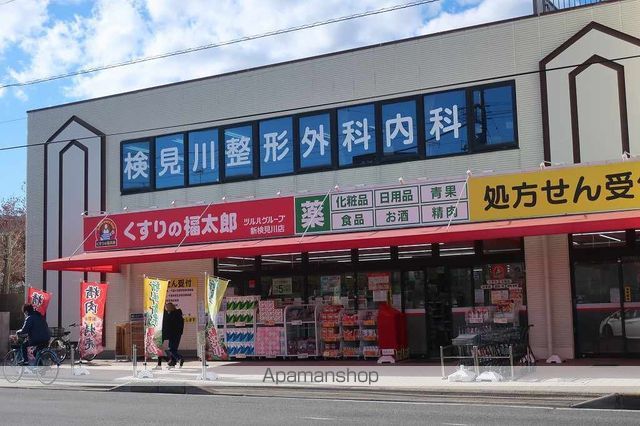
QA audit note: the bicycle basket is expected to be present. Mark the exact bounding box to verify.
[49,327,66,339]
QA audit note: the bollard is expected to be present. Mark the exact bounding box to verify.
[132,344,137,378]
[472,345,480,376]
[440,346,445,379]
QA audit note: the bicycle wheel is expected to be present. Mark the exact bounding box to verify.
[49,338,67,363]
[2,350,24,383]
[35,350,59,385]
[82,352,96,362]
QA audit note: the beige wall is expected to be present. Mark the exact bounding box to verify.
[524,235,574,360]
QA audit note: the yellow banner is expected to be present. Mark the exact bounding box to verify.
[206,276,228,326]
[469,161,640,221]
[143,277,169,357]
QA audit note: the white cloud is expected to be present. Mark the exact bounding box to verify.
[0,0,50,53]
[6,0,533,101]
[420,0,531,34]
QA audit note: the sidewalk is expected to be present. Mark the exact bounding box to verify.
[2,358,640,397]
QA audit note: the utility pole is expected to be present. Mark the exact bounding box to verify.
[1,233,11,294]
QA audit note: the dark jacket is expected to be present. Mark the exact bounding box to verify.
[17,311,51,344]
[162,309,184,341]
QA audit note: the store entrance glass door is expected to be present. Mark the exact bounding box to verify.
[404,270,427,357]
[425,267,453,358]
[575,258,640,356]
[620,258,640,354]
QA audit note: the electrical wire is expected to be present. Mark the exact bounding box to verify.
[0,52,636,152]
[0,0,441,90]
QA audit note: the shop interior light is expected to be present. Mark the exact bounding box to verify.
[599,234,622,242]
[218,269,242,273]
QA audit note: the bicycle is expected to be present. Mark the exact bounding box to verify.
[49,323,96,363]
[3,336,60,385]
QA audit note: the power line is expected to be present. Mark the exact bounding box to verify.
[0,0,18,5]
[0,0,441,90]
[0,117,26,125]
[0,53,638,152]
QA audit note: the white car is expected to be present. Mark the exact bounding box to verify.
[599,309,640,339]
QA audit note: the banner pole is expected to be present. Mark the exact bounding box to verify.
[143,274,148,371]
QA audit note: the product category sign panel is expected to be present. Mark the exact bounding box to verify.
[469,160,640,222]
[84,197,295,251]
[295,179,469,234]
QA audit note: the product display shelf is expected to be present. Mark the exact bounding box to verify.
[284,304,319,359]
[340,311,361,358]
[224,296,260,358]
[320,305,343,358]
[359,309,380,359]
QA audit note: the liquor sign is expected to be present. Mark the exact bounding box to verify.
[469,160,640,222]
[296,179,469,234]
[79,282,108,359]
[84,197,295,251]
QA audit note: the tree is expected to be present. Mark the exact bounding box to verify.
[0,190,25,295]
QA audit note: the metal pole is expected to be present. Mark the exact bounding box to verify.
[440,346,445,379]
[509,345,514,380]
[70,343,75,375]
[201,342,207,379]
[132,344,137,377]
[472,345,479,376]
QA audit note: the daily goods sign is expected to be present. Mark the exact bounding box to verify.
[469,161,640,221]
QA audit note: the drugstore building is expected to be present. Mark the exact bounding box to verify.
[27,0,640,359]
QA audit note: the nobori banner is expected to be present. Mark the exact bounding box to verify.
[84,197,295,251]
[468,161,640,221]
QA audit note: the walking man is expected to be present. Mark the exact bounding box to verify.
[162,302,184,368]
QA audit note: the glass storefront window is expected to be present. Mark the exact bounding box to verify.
[398,244,432,259]
[572,231,627,249]
[260,275,304,302]
[308,250,352,264]
[357,271,399,310]
[217,256,255,273]
[404,270,425,310]
[574,261,624,354]
[439,241,475,257]
[358,247,391,262]
[483,238,522,254]
[308,273,356,307]
[450,268,472,308]
[261,253,303,273]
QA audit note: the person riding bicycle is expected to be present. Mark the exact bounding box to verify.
[15,304,51,365]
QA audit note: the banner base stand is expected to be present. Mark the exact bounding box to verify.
[72,366,90,376]
[137,369,154,379]
[197,372,218,381]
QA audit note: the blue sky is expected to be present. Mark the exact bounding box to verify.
[0,0,532,201]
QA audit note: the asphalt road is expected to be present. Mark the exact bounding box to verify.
[1,388,638,425]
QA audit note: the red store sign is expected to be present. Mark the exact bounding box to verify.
[84,197,295,252]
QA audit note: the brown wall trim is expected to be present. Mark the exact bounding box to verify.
[568,55,629,163]
[540,21,640,162]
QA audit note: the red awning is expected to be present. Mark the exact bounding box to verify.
[43,210,640,272]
